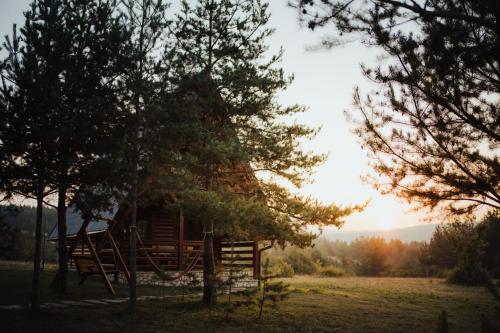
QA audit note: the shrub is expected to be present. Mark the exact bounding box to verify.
[318,266,351,277]
[268,258,295,278]
[284,249,318,274]
[447,264,490,286]
[274,260,295,278]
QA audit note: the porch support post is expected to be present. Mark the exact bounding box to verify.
[253,241,260,280]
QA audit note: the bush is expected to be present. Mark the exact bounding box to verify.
[284,249,319,274]
[318,266,351,277]
[272,259,295,278]
[447,264,490,286]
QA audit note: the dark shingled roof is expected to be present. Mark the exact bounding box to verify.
[48,205,118,239]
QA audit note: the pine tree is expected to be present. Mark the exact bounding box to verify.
[294,0,500,215]
[256,258,291,320]
[437,310,449,333]
[118,0,170,312]
[229,258,291,320]
[169,0,363,305]
[1,0,132,297]
[0,1,60,313]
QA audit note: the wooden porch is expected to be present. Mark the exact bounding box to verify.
[67,219,262,295]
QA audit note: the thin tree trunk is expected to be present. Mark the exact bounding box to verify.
[31,184,44,315]
[202,220,217,305]
[202,0,217,306]
[128,171,138,312]
[52,187,68,297]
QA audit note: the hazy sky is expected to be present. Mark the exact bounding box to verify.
[0,0,428,232]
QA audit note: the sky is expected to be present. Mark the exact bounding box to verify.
[0,0,429,232]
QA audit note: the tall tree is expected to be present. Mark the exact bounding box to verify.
[2,0,131,297]
[47,0,131,296]
[169,0,362,305]
[294,0,500,215]
[118,0,170,312]
[0,1,62,313]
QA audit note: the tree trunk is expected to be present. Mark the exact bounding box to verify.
[128,174,138,312]
[52,187,68,297]
[202,220,217,305]
[31,185,44,315]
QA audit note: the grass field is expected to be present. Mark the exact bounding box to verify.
[1,261,499,333]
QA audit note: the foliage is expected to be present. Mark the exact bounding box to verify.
[351,237,390,276]
[1,0,133,297]
[258,259,291,320]
[168,0,364,245]
[423,225,457,270]
[167,0,362,304]
[318,266,351,277]
[0,217,57,263]
[420,217,500,286]
[0,205,57,263]
[221,253,254,319]
[0,205,56,234]
[477,212,500,278]
[227,259,291,320]
[116,0,171,312]
[268,237,430,277]
[281,247,320,274]
[0,213,23,260]
[270,258,295,278]
[293,0,500,216]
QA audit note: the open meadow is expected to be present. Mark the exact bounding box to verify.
[1,261,498,333]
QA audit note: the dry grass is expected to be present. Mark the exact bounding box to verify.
[1,262,498,333]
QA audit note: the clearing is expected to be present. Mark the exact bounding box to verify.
[0,261,498,333]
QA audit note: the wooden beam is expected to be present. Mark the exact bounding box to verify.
[107,229,130,284]
[84,230,115,295]
[253,241,260,280]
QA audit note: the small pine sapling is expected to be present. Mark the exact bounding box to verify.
[227,258,291,320]
[223,249,252,320]
[437,310,449,333]
[256,258,291,320]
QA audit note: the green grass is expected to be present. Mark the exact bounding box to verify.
[1,262,499,333]
[0,261,177,306]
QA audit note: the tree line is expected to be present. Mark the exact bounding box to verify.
[0,205,57,263]
[268,212,500,283]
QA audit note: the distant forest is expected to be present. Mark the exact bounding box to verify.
[0,205,57,262]
[266,213,500,283]
[1,205,57,233]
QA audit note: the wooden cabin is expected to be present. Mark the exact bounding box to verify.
[52,155,272,294]
[59,197,269,295]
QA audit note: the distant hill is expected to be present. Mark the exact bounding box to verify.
[323,224,438,243]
